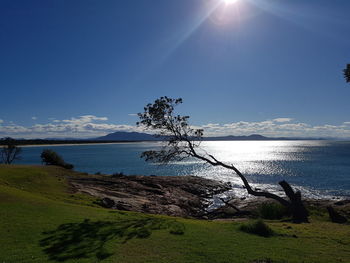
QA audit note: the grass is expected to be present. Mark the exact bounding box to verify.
[257,202,290,220]
[0,165,350,263]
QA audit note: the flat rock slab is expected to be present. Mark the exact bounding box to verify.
[69,174,231,218]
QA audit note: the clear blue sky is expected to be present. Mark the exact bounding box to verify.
[1,0,350,138]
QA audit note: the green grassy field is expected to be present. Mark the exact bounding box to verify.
[0,165,349,263]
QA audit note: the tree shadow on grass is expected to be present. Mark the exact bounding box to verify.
[40,217,184,261]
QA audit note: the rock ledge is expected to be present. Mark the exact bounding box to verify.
[69,174,231,218]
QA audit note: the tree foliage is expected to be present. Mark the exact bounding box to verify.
[0,137,22,164]
[344,64,350,83]
[138,96,309,223]
[41,149,74,169]
[137,97,203,163]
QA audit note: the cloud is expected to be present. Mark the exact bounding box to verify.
[128,113,138,117]
[200,120,350,138]
[0,119,3,124]
[0,115,145,139]
[60,115,108,124]
[31,116,37,120]
[1,115,350,139]
[273,118,293,123]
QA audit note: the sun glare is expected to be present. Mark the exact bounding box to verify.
[223,0,238,5]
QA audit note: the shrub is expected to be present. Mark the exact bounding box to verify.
[258,202,289,220]
[169,222,185,235]
[62,163,74,169]
[41,149,74,170]
[112,172,124,177]
[239,220,274,237]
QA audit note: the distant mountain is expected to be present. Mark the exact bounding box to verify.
[2,132,330,146]
[96,131,325,141]
[96,131,158,141]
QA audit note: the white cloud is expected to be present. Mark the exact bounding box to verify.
[1,115,350,139]
[60,115,108,124]
[0,119,3,124]
[273,118,293,123]
[31,116,37,120]
[0,115,144,139]
[128,113,138,117]
[200,120,350,138]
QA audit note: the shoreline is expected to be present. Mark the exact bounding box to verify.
[1,164,349,220]
[67,170,350,219]
[20,141,146,147]
[69,172,232,218]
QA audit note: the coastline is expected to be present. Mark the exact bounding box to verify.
[20,141,145,148]
[9,140,350,200]
[69,172,232,218]
[68,170,350,219]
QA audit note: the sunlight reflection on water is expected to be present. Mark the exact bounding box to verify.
[170,141,350,199]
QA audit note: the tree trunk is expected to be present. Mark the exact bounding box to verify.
[279,180,309,223]
[189,148,309,223]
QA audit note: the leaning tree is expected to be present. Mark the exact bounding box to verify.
[137,96,309,223]
[0,137,22,164]
[344,64,350,83]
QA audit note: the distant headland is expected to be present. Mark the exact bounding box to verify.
[0,131,329,146]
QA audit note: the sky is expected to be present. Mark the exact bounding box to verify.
[1,0,350,139]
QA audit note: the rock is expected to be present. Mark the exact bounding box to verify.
[115,201,132,211]
[69,174,231,218]
[101,197,115,208]
[327,206,348,224]
[334,200,350,206]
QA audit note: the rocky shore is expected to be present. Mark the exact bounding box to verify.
[69,173,350,220]
[69,173,232,218]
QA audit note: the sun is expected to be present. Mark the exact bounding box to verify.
[222,0,239,5]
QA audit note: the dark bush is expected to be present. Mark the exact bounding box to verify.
[41,149,74,170]
[112,172,124,177]
[169,223,185,235]
[63,163,74,170]
[239,220,274,237]
[258,202,289,220]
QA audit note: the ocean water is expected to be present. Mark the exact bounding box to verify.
[15,140,350,199]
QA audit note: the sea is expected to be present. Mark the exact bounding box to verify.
[15,140,350,199]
